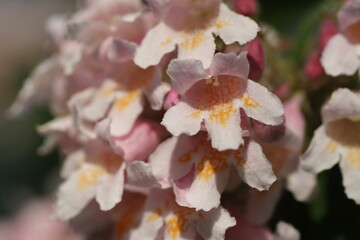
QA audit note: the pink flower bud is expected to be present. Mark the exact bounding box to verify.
[253,120,286,142]
[164,89,181,110]
[319,19,338,50]
[232,0,259,18]
[243,37,265,82]
[304,50,324,81]
[274,83,290,100]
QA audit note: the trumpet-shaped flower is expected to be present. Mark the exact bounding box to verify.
[134,2,260,69]
[148,131,276,211]
[56,120,165,220]
[128,189,236,240]
[321,0,360,78]
[69,69,169,139]
[302,88,360,203]
[162,52,284,151]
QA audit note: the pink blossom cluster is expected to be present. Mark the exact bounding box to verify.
[8,0,360,239]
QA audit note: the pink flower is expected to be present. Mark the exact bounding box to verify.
[162,52,283,151]
[55,120,165,220]
[148,132,276,211]
[302,88,360,203]
[321,1,360,78]
[135,1,260,69]
[128,189,236,240]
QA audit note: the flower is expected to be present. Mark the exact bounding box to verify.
[162,52,284,151]
[128,189,236,240]
[55,120,165,220]
[134,1,260,69]
[148,131,276,211]
[321,0,360,78]
[302,88,360,203]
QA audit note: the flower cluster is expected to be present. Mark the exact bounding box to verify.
[8,0,360,239]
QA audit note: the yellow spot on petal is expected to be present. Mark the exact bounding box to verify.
[166,213,191,240]
[346,147,360,170]
[241,93,259,108]
[161,37,173,46]
[185,110,202,119]
[147,208,163,222]
[77,166,106,190]
[179,32,205,52]
[214,21,232,29]
[325,140,337,154]
[99,86,117,99]
[115,90,141,112]
[167,217,181,240]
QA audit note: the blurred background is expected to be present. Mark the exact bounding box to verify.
[0,0,359,239]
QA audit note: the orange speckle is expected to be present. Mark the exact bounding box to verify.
[324,140,337,154]
[234,154,245,166]
[116,195,146,239]
[167,217,181,240]
[177,141,202,163]
[241,94,259,108]
[180,32,205,52]
[214,21,231,29]
[208,102,236,126]
[147,208,163,222]
[115,90,141,112]
[77,166,105,190]
[197,148,229,181]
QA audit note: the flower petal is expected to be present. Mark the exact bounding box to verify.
[161,99,204,136]
[177,30,216,69]
[167,59,208,95]
[81,80,118,122]
[274,221,300,240]
[196,207,236,240]
[232,140,276,191]
[149,135,203,188]
[95,163,126,211]
[109,90,144,137]
[213,3,260,45]
[143,71,171,110]
[241,80,284,126]
[173,160,230,211]
[245,181,283,225]
[322,88,360,123]
[205,106,243,151]
[8,58,58,117]
[286,167,318,202]
[126,161,161,188]
[56,163,107,220]
[60,150,86,178]
[340,147,360,204]
[134,22,177,68]
[320,34,359,77]
[210,52,249,79]
[301,125,341,173]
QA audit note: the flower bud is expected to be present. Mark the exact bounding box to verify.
[243,37,265,82]
[232,0,258,18]
[164,89,181,110]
